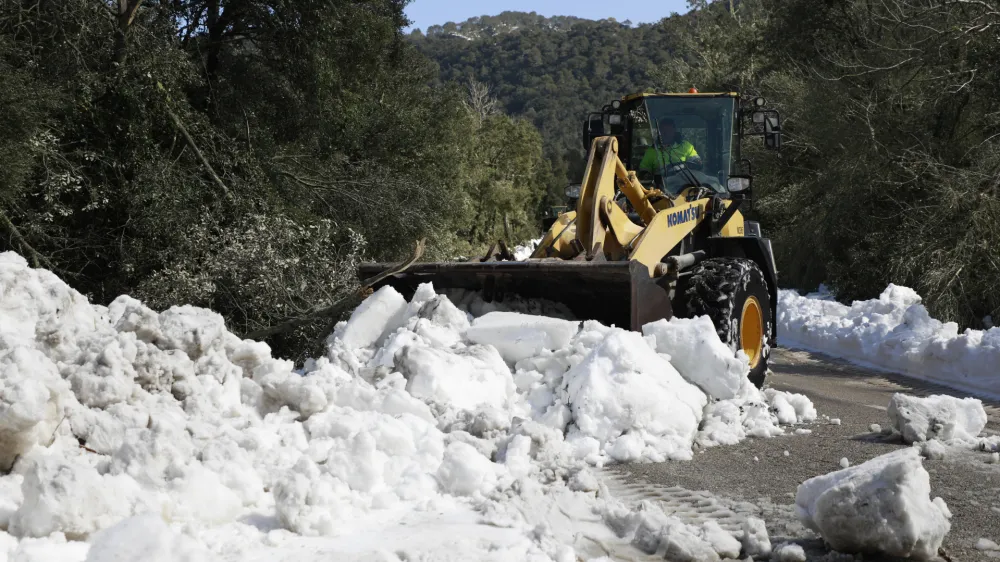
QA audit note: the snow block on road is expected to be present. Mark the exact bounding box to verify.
[887,393,987,444]
[795,448,951,560]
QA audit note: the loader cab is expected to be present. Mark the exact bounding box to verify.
[583,92,781,198]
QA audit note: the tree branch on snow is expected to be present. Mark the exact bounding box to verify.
[244,238,426,341]
[0,210,52,270]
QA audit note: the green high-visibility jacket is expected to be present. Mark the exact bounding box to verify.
[639,141,699,173]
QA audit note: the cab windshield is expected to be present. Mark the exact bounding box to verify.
[628,96,737,196]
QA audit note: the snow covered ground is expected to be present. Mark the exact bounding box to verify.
[0,251,820,561]
[778,285,1000,399]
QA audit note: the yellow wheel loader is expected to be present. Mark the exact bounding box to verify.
[360,91,783,386]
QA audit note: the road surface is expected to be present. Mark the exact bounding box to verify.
[607,346,1000,561]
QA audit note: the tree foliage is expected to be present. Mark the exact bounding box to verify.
[0,0,549,356]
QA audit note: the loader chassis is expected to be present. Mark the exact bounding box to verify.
[359,91,782,386]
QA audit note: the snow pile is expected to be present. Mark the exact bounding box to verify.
[562,330,706,463]
[887,393,987,445]
[795,448,951,560]
[778,284,1000,398]
[0,251,815,560]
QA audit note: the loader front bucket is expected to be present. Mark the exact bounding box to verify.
[357,259,673,331]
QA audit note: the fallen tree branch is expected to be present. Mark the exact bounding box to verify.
[245,238,426,341]
[166,107,231,200]
[0,209,53,269]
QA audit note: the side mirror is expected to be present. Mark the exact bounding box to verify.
[727,176,752,194]
[582,113,604,150]
[763,114,781,150]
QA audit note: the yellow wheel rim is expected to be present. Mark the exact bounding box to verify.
[741,296,764,369]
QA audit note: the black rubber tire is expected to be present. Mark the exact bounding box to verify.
[682,258,772,388]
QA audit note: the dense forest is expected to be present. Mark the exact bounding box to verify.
[2,1,998,357]
[0,0,556,356]
[412,12,676,207]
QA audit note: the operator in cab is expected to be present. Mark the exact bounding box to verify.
[639,117,702,174]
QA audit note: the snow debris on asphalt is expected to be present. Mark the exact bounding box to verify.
[602,500,744,561]
[869,423,882,433]
[771,542,807,562]
[778,284,1000,398]
[976,538,1000,551]
[795,448,951,560]
[0,252,816,560]
[989,452,1000,464]
[740,516,772,558]
[839,457,850,468]
[917,439,947,460]
[887,393,987,445]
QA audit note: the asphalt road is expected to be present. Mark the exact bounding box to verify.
[611,347,1000,561]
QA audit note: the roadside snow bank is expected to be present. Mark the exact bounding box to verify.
[795,448,951,560]
[778,285,1000,399]
[0,251,814,560]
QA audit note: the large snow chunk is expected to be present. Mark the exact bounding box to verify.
[795,448,951,560]
[396,344,515,411]
[0,348,70,471]
[155,305,229,359]
[84,514,209,562]
[335,285,408,349]
[887,393,987,444]
[0,252,104,349]
[436,441,498,496]
[643,316,748,399]
[9,457,145,540]
[465,312,579,364]
[565,329,707,462]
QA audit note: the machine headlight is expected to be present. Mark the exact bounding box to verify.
[565,184,581,199]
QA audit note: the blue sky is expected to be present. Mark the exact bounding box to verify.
[404,0,692,32]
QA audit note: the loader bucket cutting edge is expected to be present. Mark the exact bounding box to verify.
[357,260,674,331]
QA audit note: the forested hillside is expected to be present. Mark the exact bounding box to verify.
[412,12,678,204]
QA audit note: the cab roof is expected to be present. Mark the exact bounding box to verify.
[622,92,739,101]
